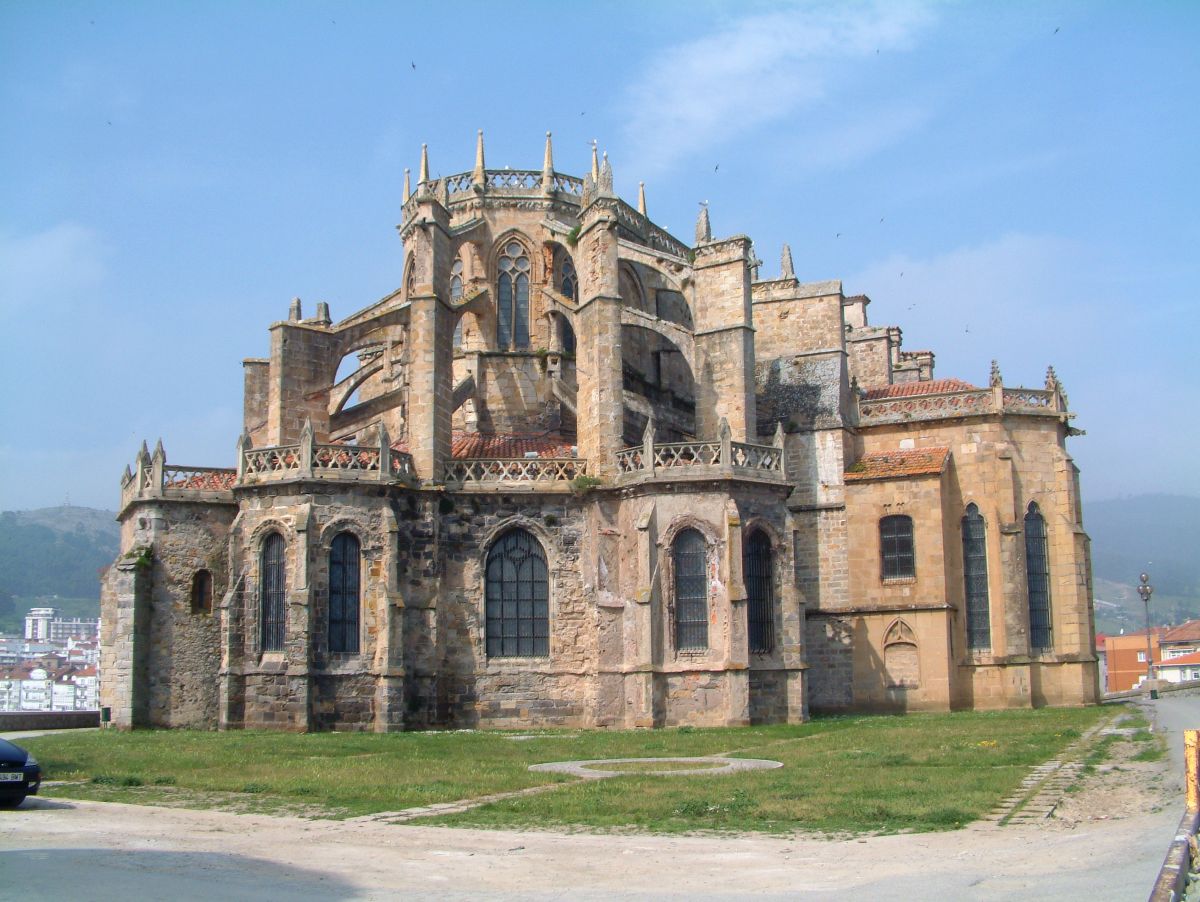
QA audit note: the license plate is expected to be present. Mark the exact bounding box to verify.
[0,773,23,782]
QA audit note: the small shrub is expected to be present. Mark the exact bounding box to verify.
[241,782,268,794]
[543,514,559,527]
[565,224,581,246]
[570,475,602,496]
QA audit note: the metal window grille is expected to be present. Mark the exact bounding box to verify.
[260,532,286,652]
[329,532,360,654]
[496,242,530,350]
[1024,503,1053,649]
[880,515,915,580]
[673,529,708,651]
[961,504,991,649]
[485,529,549,657]
[745,530,774,654]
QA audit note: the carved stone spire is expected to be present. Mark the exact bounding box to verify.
[473,129,486,187]
[418,143,429,187]
[402,168,410,203]
[695,204,711,245]
[638,182,647,216]
[598,151,613,194]
[781,243,795,279]
[990,359,1002,388]
[1044,365,1058,392]
[590,139,599,182]
[541,131,554,193]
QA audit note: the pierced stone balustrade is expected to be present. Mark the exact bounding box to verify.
[443,457,586,489]
[617,421,786,484]
[857,385,1066,426]
[120,445,237,511]
[237,423,417,487]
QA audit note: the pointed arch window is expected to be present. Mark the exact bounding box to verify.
[450,258,465,349]
[497,241,530,350]
[673,528,708,651]
[329,532,360,654]
[558,255,577,302]
[880,515,915,580]
[745,530,774,654]
[1025,502,1052,649]
[191,569,213,615]
[260,532,286,652]
[962,504,991,650]
[485,528,549,657]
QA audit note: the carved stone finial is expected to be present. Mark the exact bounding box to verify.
[122,464,133,483]
[236,431,251,451]
[473,129,486,186]
[781,243,795,279]
[1045,365,1058,392]
[637,182,647,216]
[402,168,410,203]
[850,374,861,396]
[773,419,786,448]
[315,301,331,325]
[542,131,554,173]
[990,359,1002,388]
[590,139,599,182]
[695,204,711,245]
[152,438,165,462]
[598,151,613,194]
[718,416,731,440]
[438,174,449,207]
[418,143,429,185]
[138,439,150,462]
[642,414,656,446]
[580,172,596,208]
[289,297,302,321]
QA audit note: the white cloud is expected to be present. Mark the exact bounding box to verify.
[621,1,936,174]
[0,223,108,314]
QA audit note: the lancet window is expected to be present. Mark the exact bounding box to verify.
[450,258,464,349]
[673,528,708,651]
[962,503,991,650]
[880,515,915,581]
[745,530,775,654]
[260,532,286,652]
[1024,502,1053,650]
[496,241,530,350]
[328,532,361,654]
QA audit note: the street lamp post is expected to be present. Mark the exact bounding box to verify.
[1137,572,1156,698]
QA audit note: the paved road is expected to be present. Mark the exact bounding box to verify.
[1,701,1197,901]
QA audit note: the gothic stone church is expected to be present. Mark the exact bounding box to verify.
[100,133,1100,732]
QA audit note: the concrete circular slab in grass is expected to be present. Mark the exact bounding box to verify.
[529,756,783,779]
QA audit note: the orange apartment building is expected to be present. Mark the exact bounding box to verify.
[1104,628,1163,692]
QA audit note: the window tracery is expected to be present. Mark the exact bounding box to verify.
[1024,502,1052,650]
[672,528,708,651]
[485,528,549,657]
[260,532,286,652]
[496,241,530,350]
[329,532,360,654]
[962,503,991,650]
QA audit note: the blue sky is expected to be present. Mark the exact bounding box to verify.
[1,0,1196,510]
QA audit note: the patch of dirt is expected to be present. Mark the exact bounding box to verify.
[1048,727,1178,831]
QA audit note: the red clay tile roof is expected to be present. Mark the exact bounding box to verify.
[845,447,950,482]
[166,471,238,490]
[1161,620,1200,644]
[392,432,576,459]
[1158,651,1200,668]
[861,378,978,400]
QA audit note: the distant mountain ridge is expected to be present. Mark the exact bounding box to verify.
[1085,494,1199,596]
[0,506,119,604]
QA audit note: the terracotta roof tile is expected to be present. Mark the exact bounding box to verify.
[392,431,576,460]
[1158,651,1200,668]
[1161,620,1200,644]
[861,378,978,400]
[845,447,950,482]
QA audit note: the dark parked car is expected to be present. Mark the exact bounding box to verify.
[0,738,41,808]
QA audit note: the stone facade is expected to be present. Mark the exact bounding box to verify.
[101,133,1099,732]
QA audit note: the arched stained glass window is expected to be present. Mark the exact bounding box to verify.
[962,503,991,650]
[329,532,360,654]
[1025,502,1052,650]
[260,532,286,652]
[485,529,549,657]
[673,528,708,651]
[497,241,530,350]
[450,258,464,349]
[745,530,774,654]
[880,515,915,580]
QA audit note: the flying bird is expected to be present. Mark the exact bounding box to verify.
[836,232,841,238]
[1054,26,1060,34]
[411,61,416,69]
[714,163,719,171]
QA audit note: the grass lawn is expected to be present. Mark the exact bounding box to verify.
[22,706,1108,834]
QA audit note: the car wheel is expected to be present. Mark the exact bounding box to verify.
[0,795,25,809]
